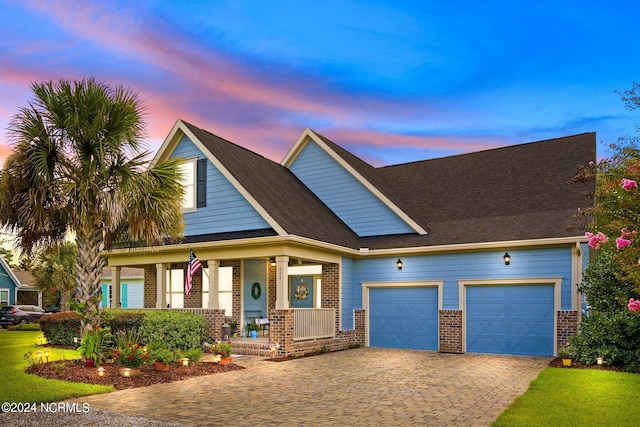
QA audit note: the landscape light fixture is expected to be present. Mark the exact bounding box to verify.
[503,253,511,266]
[97,367,105,377]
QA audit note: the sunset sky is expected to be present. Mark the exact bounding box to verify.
[0,0,638,167]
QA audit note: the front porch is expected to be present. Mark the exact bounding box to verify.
[169,306,365,357]
[106,246,365,356]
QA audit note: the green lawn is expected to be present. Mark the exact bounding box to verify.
[493,367,640,426]
[0,330,112,403]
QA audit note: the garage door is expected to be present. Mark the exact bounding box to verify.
[369,287,438,350]
[466,285,554,356]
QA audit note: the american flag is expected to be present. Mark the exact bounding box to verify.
[185,250,202,297]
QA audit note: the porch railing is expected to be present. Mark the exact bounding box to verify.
[293,308,335,341]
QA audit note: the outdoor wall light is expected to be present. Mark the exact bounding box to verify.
[269,257,276,267]
[396,259,403,270]
[503,252,511,266]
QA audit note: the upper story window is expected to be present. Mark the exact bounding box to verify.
[179,158,207,212]
[179,158,196,212]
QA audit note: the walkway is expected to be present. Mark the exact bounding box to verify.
[71,347,549,426]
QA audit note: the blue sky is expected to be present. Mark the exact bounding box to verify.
[0,0,638,166]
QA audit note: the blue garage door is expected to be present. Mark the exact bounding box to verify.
[466,285,554,356]
[369,287,438,350]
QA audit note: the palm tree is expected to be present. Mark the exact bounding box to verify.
[0,78,184,334]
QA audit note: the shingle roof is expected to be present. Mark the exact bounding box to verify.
[182,121,595,250]
[183,123,361,248]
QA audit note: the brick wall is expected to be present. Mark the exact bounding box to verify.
[184,263,203,308]
[557,310,578,349]
[267,262,276,311]
[322,263,340,333]
[143,266,156,308]
[439,310,463,353]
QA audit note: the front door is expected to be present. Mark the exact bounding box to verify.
[290,275,313,308]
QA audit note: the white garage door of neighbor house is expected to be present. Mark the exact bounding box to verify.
[466,285,554,356]
[369,287,438,351]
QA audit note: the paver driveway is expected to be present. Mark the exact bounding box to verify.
[74,347,550,426]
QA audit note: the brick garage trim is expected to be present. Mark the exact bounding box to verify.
[557,310,578,349]
[439,310,462,353]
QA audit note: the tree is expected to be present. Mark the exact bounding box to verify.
[0,78,184,335]
[568,82,640,371]
[32,242,77,312]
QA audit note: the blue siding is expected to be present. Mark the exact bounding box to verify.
[0,262,17,305]
[288,140,414,236]
[172,135,270,236]
[341,257,355,330]
[354,247,573,310]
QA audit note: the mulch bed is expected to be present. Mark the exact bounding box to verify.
[548,357,623,371]
[26,360,244,390]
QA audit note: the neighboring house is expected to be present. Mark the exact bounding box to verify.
[13,270,41,306]
[105,120,595,357]
[101,267,145,309]
[0,257,41,306]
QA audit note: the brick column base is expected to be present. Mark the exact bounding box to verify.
[439,310,463,353]
[268,309,294,356]
[557,310,578,349]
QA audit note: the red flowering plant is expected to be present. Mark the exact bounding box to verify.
[112,329,148,367]
[113,342,148,367]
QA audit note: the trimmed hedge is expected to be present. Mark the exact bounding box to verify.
[39,312,81,346]
[103,309,147,336]
[39,309,209,351]
[139,310,208,350]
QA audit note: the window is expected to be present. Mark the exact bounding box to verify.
[201,266,233,313]
[179,158,207,212]
[0,289,9,306]
[178,159,196,211]
[166,269,184,308]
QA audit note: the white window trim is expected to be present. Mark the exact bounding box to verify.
[0,288,9,306]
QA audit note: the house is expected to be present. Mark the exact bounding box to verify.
[0,257,41,307]
[105,120,595,357]
[101,267,145,309]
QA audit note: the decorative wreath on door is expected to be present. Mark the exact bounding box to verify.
[294,283,308,300]
[251,282,261,300]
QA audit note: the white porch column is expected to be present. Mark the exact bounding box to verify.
[275,256,290,309]
[156,263,167,309]
[207,260,220,309]
[111,266,121,309]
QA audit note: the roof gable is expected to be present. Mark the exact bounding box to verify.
[152,120,286,236]
[283,129,427,235]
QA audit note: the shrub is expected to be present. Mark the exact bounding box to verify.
[138,311,208,350]
[183,348,203,365]
[147,341,177,364]
[105,310,146,336]
[572,310,640,372]
[39,312,81,345]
